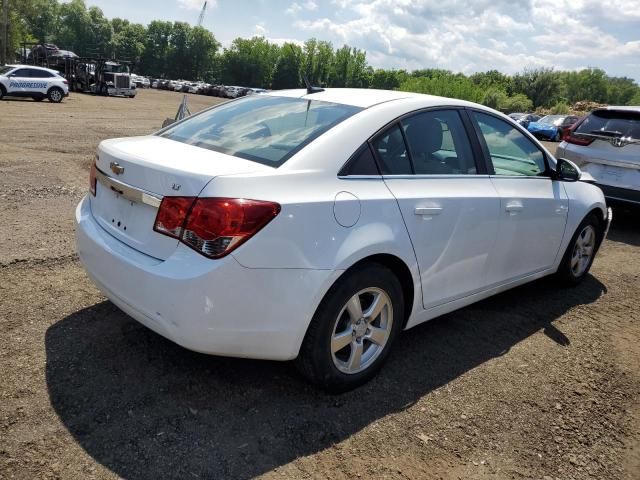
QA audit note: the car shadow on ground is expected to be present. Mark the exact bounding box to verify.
[46,275,606,479]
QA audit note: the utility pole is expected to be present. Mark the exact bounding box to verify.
[1,0,8,65]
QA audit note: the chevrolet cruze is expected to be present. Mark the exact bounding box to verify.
[76,88,611,391]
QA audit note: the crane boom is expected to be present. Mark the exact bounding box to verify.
[197,1,207,27]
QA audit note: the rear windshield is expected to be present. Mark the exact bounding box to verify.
[539,115,564,126]
[576,110,640,140]
[160,95,362,167]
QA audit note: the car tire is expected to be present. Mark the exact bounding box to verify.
[47,87,64,103]
[0,86,5,100]
[555,213,601,286]
[295,263,404,392]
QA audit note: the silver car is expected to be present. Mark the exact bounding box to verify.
[557,106,640,206]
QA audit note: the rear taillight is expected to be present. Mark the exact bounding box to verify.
[564,118,594,146]
[89,161,97,196]
[153,197,280,258]
[153,197,194,239]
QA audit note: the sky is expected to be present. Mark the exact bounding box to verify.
[83,0,640,81]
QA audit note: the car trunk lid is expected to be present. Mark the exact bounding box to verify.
[91,135,270,260]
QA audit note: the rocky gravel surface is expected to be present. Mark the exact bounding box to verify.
[0,90,638,480]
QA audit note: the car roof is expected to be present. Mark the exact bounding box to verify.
[266,88,479,109]
[6,64,59,74]
[596,106,640,113]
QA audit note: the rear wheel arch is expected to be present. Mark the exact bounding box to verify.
[0,84,6,97]
[335,253,415,328]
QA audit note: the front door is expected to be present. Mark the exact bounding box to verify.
[470,111,569,284]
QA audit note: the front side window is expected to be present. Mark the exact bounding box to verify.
[401,110,476,175]
[473,111,547,177]
[11,69,29,77]
[161,96,362,167]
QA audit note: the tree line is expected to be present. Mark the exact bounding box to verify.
[9,0,640,110]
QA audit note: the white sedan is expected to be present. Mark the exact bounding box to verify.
[76,88,611,391]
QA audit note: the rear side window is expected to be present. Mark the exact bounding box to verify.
[339,145,379,176]
[576,110,640,139]
[29,69,53,78]
[160,96,362,167]
[401,110,476,175]
[371,124,412,175]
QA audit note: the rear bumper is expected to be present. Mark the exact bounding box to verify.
[597,183,640,206]
[75,195,337,360]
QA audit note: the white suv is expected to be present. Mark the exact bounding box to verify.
[0,64,69,103]
[557,106,640,206]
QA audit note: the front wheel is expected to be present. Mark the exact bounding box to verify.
[295,263,404,392]
[47,87,63,103]
[556,214,601,285]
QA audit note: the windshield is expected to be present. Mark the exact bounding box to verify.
[0,65,13,75]
[104,63,129,74]
[538,115,564,126]
[576,110,640,140]
[160,96,362,167]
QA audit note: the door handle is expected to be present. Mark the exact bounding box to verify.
[414,207,443,216]
[505,201,524,213]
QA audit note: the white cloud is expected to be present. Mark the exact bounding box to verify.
[286,1,320,15]
[177,0,216,12]
[293,0,640,78]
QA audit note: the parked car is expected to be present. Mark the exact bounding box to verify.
[0,64,69,102]
[557,106,640,206]
[76,89,611,391]
[508,112,540,129]
[528,115,580,141]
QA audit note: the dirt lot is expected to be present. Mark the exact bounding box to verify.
[0,89,638,480]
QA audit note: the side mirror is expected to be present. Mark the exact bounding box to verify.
[555,158,580,182]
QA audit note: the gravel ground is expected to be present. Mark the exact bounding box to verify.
[0,90,638,480]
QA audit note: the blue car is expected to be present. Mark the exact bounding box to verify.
[527,115,580,142]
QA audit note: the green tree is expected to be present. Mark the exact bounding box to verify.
[168,21,192,79]
[272,42,303,89]
[301,38,334,86]
[500,94,533,113]
[188,26,220,81]
[511,68,561,108]
[112,23,145,64]
[139,20,173,77]
[482,87,507,110]
[221,36,280,87]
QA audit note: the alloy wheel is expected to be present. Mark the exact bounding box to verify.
[571,225,596,277]
[331,287,393,374]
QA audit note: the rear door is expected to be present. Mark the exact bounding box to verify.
[26,68,52,95]
[374,109,501,309]
[469,110,568,284]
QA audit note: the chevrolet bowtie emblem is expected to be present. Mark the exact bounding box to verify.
[110,161,125,175]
